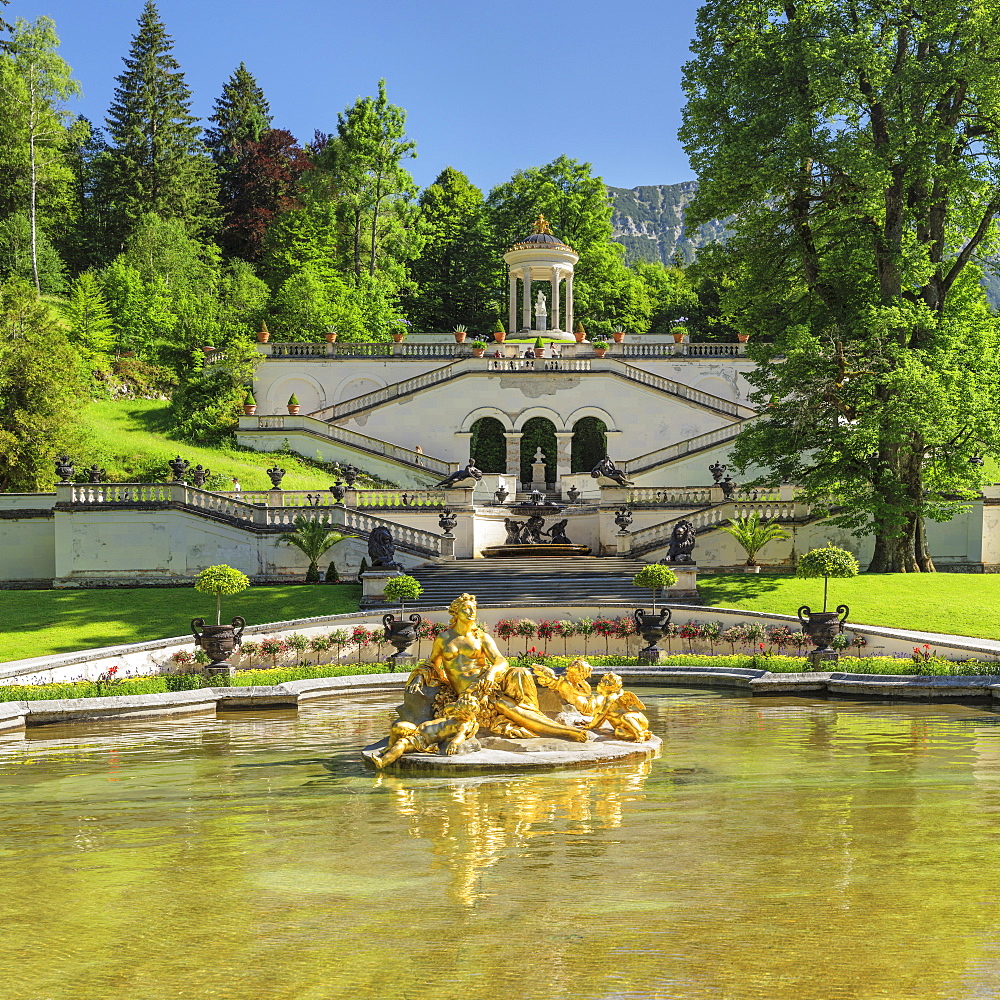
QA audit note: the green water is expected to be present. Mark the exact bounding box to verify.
[2,689,1000,1000]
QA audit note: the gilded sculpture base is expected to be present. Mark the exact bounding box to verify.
[361,729,661,774]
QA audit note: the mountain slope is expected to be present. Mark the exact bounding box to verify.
[608,181,727,265]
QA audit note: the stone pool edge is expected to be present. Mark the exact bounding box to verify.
[2,668,999,734]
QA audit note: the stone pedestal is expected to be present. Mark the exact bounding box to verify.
[807,649,839,671]
[531,461,547,488]
[361,568,402,605]
[616,531,632,556]
[664,563,699,602]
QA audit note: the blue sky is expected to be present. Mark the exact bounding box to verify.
[11,0,702,193]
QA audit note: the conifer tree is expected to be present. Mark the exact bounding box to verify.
[65,270,113,374]
[205,63,272,172]
[102,2,217,247]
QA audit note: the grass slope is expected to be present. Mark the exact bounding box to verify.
[79,399,339,491]
[1,585,362,663]
[698,573,1000,640]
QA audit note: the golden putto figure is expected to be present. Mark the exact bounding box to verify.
[370,597,655,768]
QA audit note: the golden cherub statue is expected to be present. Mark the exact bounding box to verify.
[583,673,652,742]
[532,657,593,714]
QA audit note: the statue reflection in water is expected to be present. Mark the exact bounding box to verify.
[374,760,653,906]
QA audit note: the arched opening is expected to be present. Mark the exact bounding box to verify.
[571,416,607,473]
[520,417,557,485]
[469,417,506,473]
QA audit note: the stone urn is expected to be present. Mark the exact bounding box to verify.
[383,612,422,665]
[266,465,286,489]
[329,481,346,503]
[192,616,246,676]
[635,608,672,663]
[438,509,458,536]
[798,604,849,657]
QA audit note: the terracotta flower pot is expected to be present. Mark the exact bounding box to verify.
[325,332,338,343]
[257,327,270,343]
[454,331,467,343]
[593,347,607,358]
[200,345,215,355]
[737,333,749,343]
[287,404,301,415]
[493,330,507,343]
[243,404,257,416]
[391,332,404,343]
[473,348,485,357]
[672,332,685,343]
[533,347,544,358]
[612,331,625,343]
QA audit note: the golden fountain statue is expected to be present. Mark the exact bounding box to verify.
[366,594,658,771]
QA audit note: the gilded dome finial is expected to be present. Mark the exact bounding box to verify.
[532,214,553,235]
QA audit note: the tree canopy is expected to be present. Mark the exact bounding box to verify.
[681,0,1000,572]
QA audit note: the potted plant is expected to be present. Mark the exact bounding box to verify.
[795,544,859,661]
[471,339,487,358]
[191,564,250,676]
[592,340,609,358]
[243,392,257,416]
[719,512,790,572]
[256,321,270,343]
[612,328,626,343]
[453,324,468,343]
[737,332,750,343]
[325,325,338,343]
[492,317,507,344]
[287,393,300,415]
[574,320,586,343]
[391,329,406,343]
[670,325,686,343]
[381,574,425,665]
[533,336,545,358]
[631,564,677,662]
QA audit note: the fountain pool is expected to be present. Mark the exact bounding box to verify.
[2,688,1000,1000]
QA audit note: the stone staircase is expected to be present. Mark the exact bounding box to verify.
[406,557,652,608]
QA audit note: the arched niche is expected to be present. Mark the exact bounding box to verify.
[336,374,387,404]
[571,416,608,473]
[469,417,506,473]
[268,374,325,414]
[520,416,557,485]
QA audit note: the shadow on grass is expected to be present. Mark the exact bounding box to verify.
[696,572,790,607]
[128,401,180,438]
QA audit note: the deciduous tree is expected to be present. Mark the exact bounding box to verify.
[681,0,1000,571]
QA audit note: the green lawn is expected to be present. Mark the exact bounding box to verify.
[78,399,343,492]
[697,573,1000,640]
[1,585,362,663]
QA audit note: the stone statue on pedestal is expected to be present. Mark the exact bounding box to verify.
[534,290,547,331]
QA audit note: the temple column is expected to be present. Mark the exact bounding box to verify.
[504,432,523,486]
[566,272,574,336]
[508,269,517,336]
[554,431,573,487]
[521,267,532,331]
[551,268,561,332]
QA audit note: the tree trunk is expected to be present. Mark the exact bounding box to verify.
[868,524,919,573]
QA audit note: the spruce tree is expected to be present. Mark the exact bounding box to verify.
[103,1,217,247]
[205,63,272,171]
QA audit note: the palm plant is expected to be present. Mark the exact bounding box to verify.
[719,512,790,567]
[276,516,354,583]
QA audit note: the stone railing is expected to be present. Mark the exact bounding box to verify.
[625,423,748,475]
[339,508,443,558]
[211,488,450,508]
[628,499,807,557]
[248,415,455,476]
[486,358,592,372]
[617,363,755,418]
[258,340,751,360]
[628,487,714,505]
[310,362,465,421]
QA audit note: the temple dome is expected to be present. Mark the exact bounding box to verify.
[509,214,573,251]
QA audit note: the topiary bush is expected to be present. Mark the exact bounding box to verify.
[382,574,423,615]
[194,564,250,625]
[632,564,677,612]
[796,545,859,611]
